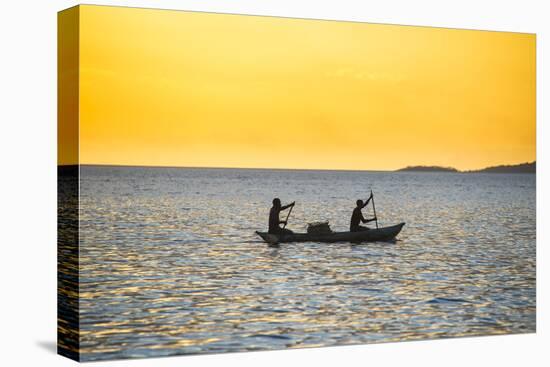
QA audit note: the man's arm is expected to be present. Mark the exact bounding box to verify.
[360,211,367,223]
[281,201,296,210]
[362,197,372,209]
[360,211,377,224]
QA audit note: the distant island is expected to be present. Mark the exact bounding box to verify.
[466,161,536,173]
[397,161,535,174]
[397,165,458,173]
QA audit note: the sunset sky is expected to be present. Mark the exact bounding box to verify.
[60,5,536,171]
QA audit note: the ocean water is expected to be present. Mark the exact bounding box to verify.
[75,166,536,361]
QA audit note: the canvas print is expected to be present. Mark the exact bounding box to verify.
[58,5,536,362]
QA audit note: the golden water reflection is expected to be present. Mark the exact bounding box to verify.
[76,167,536,361]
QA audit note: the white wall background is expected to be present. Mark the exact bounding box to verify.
[0,0,547,366]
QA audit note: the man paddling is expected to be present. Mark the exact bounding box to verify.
[350,194,377,232]
[269,198,295,234]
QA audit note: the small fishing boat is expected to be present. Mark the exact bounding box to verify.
[256,222,405,245]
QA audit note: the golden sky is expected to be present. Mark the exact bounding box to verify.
[63,5,535,170]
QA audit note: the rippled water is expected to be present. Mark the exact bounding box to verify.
[76,166,535,361]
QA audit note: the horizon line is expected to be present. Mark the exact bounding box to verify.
[58,161,536,173]
[64,163,393,173]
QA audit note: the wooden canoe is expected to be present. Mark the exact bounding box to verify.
[256,222,405,245]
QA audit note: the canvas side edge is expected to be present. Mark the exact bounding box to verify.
[57,5,81,362]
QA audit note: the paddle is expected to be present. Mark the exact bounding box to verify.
[370,189,379,229]
[282,202,294,229]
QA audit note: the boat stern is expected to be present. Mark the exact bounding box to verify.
[255,231,280,245]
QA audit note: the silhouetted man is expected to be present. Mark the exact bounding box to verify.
[269,198,295,234]
[350,194,377,232]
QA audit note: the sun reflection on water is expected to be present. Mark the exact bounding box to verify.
[72,167,536,361]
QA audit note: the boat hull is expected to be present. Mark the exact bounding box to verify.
[256,223,405,244]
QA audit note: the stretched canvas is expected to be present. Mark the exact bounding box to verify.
[58,5,536,362]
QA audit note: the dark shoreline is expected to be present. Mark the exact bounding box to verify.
[398,161,535,174]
